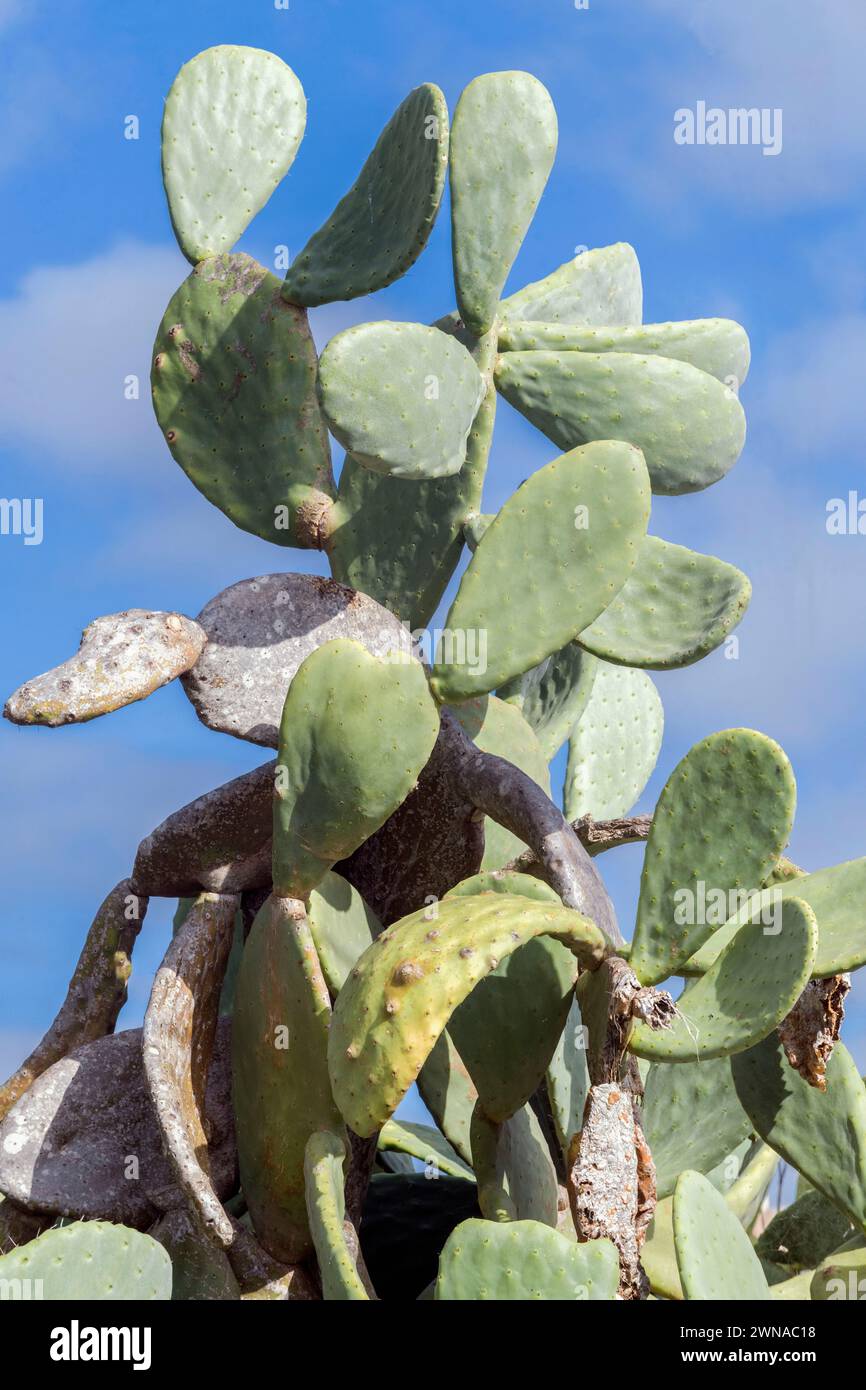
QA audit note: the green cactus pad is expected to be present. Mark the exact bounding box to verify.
[152,253,332,546]
[577,536,751,669]
[273,639,439,899]
[470,1103,559,1225]
[308,871,379,995]
[326,327,496,629]
[732,1034,866,1229]
[810,1236,866,1300]
[494,351,746,495]
[435,1219,618,1301]
[429,440,651,702]
[629,729,797,985]
[303,1131,369,1300]
[151,1209,240,1301]
[545,995,589,1159]
[417,1032,478,1165]
[317,321,484,479]
[0,1220,172,1300]
[499,642,598,761]
[328,893,607,1136]
[499,317,750,386]
[756,1190,853,1273]
[630,897,817,1063]
[232,896,343,1263]
[641,1056,752,1199]
[450,71,557,335]
[564,662,663,820]
[283,84,448,306]
[162,45,306,264]
[379,1119,474,1180]
[443,878,576,1121]
[684,857,866,978]
[673,1170,770,1300]
[451,695,552,868]
[499,243,642,326]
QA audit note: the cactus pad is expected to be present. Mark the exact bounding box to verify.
[498,642,598,761]
[308,871,379,995]
[641,1056,751,1199]
[673,1170,770,1300]
[629,729,797,985]
[328,893,607,1135]
[451,695,552,867]
[283,84,448,306]
[499,317,750,386]
[545,995,589,1159]
[494,351,746,495]
[0,1220,172,1300]
[470,1103,559,1225]
[162,46,306,264]
[577,536,751,669]
[273,639,439,898]
[564,661,663,820]
[317,321,484,479]
[303,1131,369,1300]
[450,71,557,335]
[152,254,333,545]
[499,243,642,327]
[435,1219,618,1300]
[379,1119,474,1180]
[429,440,651,702]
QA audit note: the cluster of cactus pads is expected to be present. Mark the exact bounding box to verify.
[2,45,866,1304]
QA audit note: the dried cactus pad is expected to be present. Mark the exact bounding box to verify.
[630,897,818,1062]
[564,662,663,821]
[577,536,751,670]
[283,84,448,306]
[182,573,413,748]
[499,317,750,387]
[152,254,333,546]
[499,243,642,327]
[673,1171,770,1300]
[0,1220,172,1300]
[429,440,651,702]
[436,1220,618,1301]
[328,893,607,1136]
[162,45,306,264]
[303,1131,369,1300]
[317,321,484,479]
[495,350,746,495]
[451,71,557,335]
[629,729,797,986]
[272,639,440,899]
[4,610,205,726]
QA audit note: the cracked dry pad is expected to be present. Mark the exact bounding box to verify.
[181,573,413,747]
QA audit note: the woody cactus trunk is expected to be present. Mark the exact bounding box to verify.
[2,45,866,1303]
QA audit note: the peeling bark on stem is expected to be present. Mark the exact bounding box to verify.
[778,974,850,1090]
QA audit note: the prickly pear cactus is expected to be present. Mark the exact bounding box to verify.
[2,42,863,1306]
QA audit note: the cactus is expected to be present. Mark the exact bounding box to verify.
[3,42,865,1306]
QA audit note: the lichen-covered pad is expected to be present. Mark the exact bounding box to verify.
[673,1170,770,1300]
[732,1034,866,1229]
[495,350,746,495]
[328,893,607,1136]
[162,46,305,263]
[0,1220,172,1300]
[450,72,557,335]
[152,254,333,545]
[577,536,751,669]
[498,642,598,761]
[629,729,797,985]
[684,857,866,978]
[307,871,379,995]
[273,638,439,898]
[183,573,412,748]
[436,1219,618,1300]
[630,897,817,1062]
[232,896,343,1263]
[303,1131,369,1299]
[450,695,552,868]
[283,84,448,306]
[564,662,663,820]
[499,243,642,327]
[641,1056,751,1199]
[429,440,651,702]
[499,317,750,386]
[317,321,483,479]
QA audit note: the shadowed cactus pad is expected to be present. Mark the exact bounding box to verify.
[162,46,306,264]
[0,1220,172,1301]
[436,1219,618,1301]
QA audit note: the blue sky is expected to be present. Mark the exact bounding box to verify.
[2,0,866,1082]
